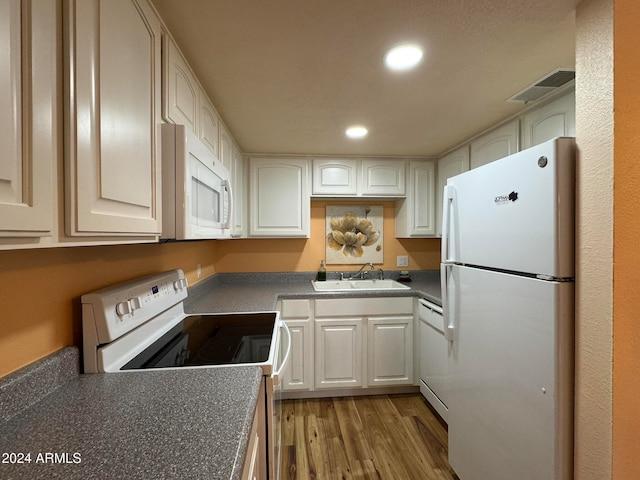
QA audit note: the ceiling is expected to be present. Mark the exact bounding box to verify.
[150,0,578,157]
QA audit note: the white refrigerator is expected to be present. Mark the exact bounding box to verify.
[440,137,575,480]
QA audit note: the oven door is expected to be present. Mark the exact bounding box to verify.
[267,320,291,480]
[185,154,232,239]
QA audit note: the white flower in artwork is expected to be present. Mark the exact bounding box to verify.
[326,211,380,258]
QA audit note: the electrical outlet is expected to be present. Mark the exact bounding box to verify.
[397,255,408,267]
[197,264,202,278]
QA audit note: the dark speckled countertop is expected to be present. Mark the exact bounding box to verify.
[185,269,442,314]
[0,349,262,480]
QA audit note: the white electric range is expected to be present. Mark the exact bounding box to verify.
[81,269,290,480]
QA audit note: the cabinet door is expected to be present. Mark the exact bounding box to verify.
[315,318,362,389]
[199,95,220,158]
[279,299,313,392]
[360,159,406,196]
[395,160,436,237]
[522,90,575,149]
[219,123,233,173]
[367,316,413,386]
[65,0,162,235]
[312,158,357,195]
[249,158,310,237]
[436,146,470,237]
[282,319,314,391]
[469,120,519,169]
[231,143,245,237]
[0,0,55,238]
[163,34,198,132]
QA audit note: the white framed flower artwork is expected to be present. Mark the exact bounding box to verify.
[325,206,383,264]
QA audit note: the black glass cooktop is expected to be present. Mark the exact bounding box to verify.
[122,312,276,370]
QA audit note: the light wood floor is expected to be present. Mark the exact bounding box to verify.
[281,394,458,480]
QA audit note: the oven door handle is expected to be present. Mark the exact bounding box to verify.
[272,321,292,386]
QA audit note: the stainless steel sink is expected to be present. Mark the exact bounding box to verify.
[311,279,411,291]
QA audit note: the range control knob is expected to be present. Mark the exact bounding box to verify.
[115,297,142,317]
[173,278,188,291]
[129,296,142,311]
[115,301,132,316]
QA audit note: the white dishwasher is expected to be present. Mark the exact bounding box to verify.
[418,298,449,422]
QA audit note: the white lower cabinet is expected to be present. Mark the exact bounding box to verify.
[279,299,314,392]
[315,318,363,389]
[280,297,415,395]
[367,316,413,387]
[241,377,266,480]
[314,297,414,391]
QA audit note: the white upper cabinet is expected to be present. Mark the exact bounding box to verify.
[436,146,470,237]
[231,143,245,238]
[396,160,437,237]
[65,0,162,236]
[522,90,575,149]
[219,122,233,173]
[469,119,519,169]
[311,158,406,197]
[249,158,310,237]
[312,159,357,196]
[163,33,198,132]
[163,32,225,159]
[0,0,55,238]
[199,95,220,158]
[361,159,406,196]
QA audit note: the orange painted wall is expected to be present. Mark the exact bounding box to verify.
[613,0,640,476]
[0,201,438,378]
[214,200,441,273]
[0,241,217,377]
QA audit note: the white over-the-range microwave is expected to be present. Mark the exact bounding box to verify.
[161,124,233,240]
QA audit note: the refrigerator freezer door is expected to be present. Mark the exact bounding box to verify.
[446,265,573,480]
[443,137,575,278]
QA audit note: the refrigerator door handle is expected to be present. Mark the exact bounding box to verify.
[441,263,455,342]
[441,185,457,263]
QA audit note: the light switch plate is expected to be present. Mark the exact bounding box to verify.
[397,255,408,267]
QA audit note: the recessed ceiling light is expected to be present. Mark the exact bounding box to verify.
[384,44,423,71]
[345,126,368,139]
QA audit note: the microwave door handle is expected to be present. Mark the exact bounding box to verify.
[222,179,233,230]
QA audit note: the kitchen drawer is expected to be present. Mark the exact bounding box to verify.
[315,297,413,317]
[280,299,312,319]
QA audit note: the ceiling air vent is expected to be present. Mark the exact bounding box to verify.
[508,69,575,104]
